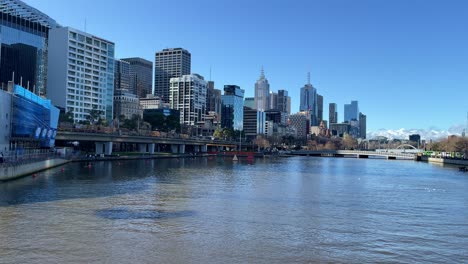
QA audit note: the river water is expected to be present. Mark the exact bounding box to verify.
[0,157,467,263]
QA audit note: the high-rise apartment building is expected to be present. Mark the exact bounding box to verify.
[114,59,130,91]
[0,0,58,95]
[329,103,338,124]
[169,74,207,126]
[254,68,270,111]
[221,85,244,131]
[289,113,308,139]
[154,48,191,103]
[300,74,318,126]
[317,94,323,124]
[47,27,115,122]
[121,57,152,98]
[344,100,359,122]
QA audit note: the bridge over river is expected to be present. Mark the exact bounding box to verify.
[290,150,418,160]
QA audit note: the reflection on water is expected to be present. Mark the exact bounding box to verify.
[0,157,467,263]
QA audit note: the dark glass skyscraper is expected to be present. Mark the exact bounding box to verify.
[344,100,359,122]
[0,0,58,95]
[329,103,338,124]
[154,48,191,103]
[114,59,130,91]
[221,85,244,131]
[122,57,153,98]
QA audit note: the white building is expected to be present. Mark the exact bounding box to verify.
[47,27,115,123]
[254,67,270,111]
[169,74,207,126]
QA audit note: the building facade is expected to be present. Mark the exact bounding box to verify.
[344,100,359,122]
[121,57,152,98]
[317,94,323,124]
[47,26,115,123]
[329,103,338,124]
[169,74,207,126]
[244,97,255,109]
[114,59,130,91]
[113,90,141,120]
[154,48,191,103]
[221,85,244,131]
[140,94,165,110]
[243,106,265,140]
[269,91,278,110]
[289,113,308,139]
[0,0,58,95]
[330,123,350,137]
[277,89,290,114]
[254,68,270,111]
[359,112,366,139]
[206,81,221,120]
[299,76,318,126]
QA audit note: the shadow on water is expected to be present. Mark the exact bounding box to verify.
[95,208,197,220]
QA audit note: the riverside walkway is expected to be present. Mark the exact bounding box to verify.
[290,150,417,160]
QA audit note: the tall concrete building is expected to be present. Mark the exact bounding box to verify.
[47,27,115,122]
[154,48,191,103]
[114,59,130,91]
[121,57,152,98]
[221,85,244,131]
[0,0,58,95]
[317,94,323,124]
[114,90,141,120]
[289,113,308,139]
[359,112,366,139]
[299,73,318,126]
[169,74,207,126]
[329,103,338,124]
[344,100,359,122]
[254,67,270,111]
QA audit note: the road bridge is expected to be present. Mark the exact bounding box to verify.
[56,131,237,155]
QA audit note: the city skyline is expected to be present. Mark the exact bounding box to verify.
[21,0,468,132]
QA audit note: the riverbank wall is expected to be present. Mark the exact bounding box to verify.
[420,156,468,166]
[1,159,70,181]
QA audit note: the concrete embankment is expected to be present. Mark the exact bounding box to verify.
[420,156,468,166]
[1,159,70,181]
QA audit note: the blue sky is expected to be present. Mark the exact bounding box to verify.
[25,0,468,132]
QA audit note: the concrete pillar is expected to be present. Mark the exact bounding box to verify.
[138,143,147,153]
[104,142,113,155]
[171,144,178,154]
[149,143,155,154]
[179,144,185,154]
[95,142,104,155]
[201,145,207,153]
[156,144,160,152]
[194,145,200,153]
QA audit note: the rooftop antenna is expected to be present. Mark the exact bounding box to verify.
[260,66,265,79]
[307,72,311,85]
[84,18,87,32]
[209,66,212,82]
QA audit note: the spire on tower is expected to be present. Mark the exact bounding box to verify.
[307,72,311,85]
[260,66,265,80]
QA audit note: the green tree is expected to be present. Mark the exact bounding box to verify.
[59,110,74,123]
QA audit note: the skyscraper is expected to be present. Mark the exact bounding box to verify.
[269,91,278,110]
[277,89,290,114]
[244,97,255,109]
[154,48,191,103]
[359,112,367,139]
[221,85,244,131]
[329,103,338,124]
[122,57,153,98]
[344,100,359,122]
[47,27,115,122]
[0,0,58,95]
[169,74,207,126]
[114,59,130,91]
[206,81,222,119]
[317,94,323,124]
[299,73,318,125]
[254,67,270,111]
